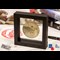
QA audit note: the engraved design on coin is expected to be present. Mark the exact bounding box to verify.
[23,20,40,38]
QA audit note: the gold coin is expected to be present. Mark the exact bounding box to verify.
[23,20,40,38]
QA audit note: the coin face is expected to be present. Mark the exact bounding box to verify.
[23,20,40,38]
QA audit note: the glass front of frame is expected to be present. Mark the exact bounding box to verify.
[20,18,43,42]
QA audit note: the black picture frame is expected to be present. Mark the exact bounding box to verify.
[14,11,48,49]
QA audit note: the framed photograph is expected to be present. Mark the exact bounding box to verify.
[14,12,48,49]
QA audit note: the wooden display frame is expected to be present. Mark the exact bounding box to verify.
[14,12,48,49]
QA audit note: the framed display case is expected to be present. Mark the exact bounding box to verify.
[14,11,48,49]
